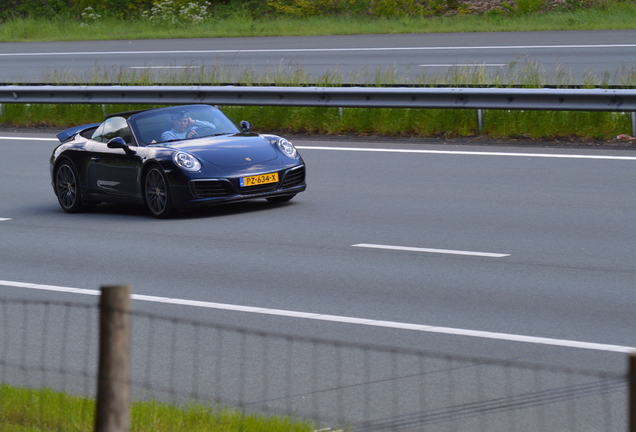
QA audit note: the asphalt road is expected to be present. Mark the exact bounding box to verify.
[1,131,635,428]
[1,132,635,361]
[2,30,636,83]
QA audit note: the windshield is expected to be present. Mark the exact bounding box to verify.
[129,105,241,146]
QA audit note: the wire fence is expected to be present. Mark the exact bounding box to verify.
[0,293,633,431]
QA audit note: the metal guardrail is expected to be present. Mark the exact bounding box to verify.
[2,85,636,134]
[1,85,636,110]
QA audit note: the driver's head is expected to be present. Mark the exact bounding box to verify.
[170,111,191,132]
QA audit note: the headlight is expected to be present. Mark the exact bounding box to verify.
[173,151,201,172]
[277,138,297,159]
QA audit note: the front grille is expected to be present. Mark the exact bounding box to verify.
[192,181,230,198]
[281,167,306,189]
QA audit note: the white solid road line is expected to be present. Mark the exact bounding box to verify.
[130,66,200,69]
[419,64,507,67]
[1,279,634,354]
[353,243,510,258]
[296,146,636,160]
[2,44,636,57]
[3,136,636,161]
[0,137,57,141]
[0,218,11,222]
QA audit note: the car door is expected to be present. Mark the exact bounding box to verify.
[86,117,142,198]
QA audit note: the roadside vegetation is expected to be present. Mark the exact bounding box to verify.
[1,0,636,142]
[1,0,636,41]
[0,384,316,432]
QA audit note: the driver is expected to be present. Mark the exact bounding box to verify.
[161,111,215,141]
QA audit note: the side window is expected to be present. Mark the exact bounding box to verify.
[91,123,105,141]
[91,117,134,145]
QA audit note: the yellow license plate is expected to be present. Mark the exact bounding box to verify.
[240,172,279,187]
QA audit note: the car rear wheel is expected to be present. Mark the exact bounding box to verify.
[54,161,90,213]
[144,166,174,218]
[266,194,295,204]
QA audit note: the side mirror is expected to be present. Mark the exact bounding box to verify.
[107,137,136,155]
[240,120,252,132]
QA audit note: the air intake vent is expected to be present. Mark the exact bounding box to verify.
[281,167,305,189]
[192,181,230,198]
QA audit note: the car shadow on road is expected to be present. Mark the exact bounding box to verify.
[183,200,296,220]
[54,199,297,220]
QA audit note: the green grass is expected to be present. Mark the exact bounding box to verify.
[0,384,317,432]
[1,2,636,42]
[3,102,631,141]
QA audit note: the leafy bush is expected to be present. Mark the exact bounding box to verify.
[512,0,546,14]
[71,0,153,17]
[266,0,368,17]
[0,0,72,20]
[369,0,431,17]
[0,0,618,21]
[79,6,102,26]
[266,0,462,17]
[140,0,210,25]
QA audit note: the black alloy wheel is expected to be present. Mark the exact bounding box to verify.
[144,166,174,218]
[55,161,88,213]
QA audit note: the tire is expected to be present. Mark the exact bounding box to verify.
[144,166,175,218]
[266,194,295,204]
[54,160,91,213]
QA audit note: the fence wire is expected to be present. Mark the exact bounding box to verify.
[0,298,629,431]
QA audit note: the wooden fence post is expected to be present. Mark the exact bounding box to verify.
[95,285,132,432]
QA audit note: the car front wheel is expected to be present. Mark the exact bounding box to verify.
[144,166,174,218]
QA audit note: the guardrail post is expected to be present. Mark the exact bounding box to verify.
[95,285,132,432]
[477,109,484,134]
[631,112,636,138]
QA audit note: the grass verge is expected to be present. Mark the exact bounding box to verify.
[3,103,632,142]
[0,384,317,432]
[1,2,636,42]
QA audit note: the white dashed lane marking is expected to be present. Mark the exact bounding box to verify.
[352,243,510,258]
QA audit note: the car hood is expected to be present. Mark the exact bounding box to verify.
[168,134,278,167]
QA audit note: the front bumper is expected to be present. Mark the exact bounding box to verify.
[170,164,306,210]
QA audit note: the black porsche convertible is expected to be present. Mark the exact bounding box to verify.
[50,104,306,218]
